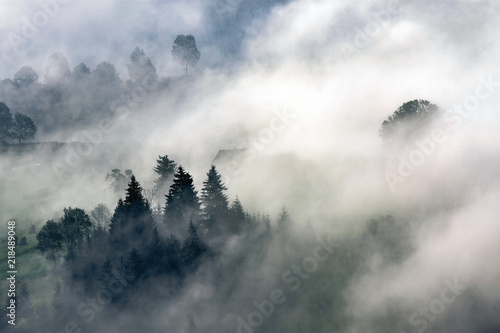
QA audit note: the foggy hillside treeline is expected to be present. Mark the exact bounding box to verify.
[1,0,500,333]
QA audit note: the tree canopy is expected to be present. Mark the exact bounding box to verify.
[380,99,441,141]
[171,35,201,75]
[164,166,201,237]
[11,112,37,144]
[127,46,158,85]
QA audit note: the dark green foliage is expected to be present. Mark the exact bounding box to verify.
[109,176,156,256]
[380,99,441,141]
[29,224,36,234]
[164,166,200,236]
[171,35,201,75]
[200,165,229,226]
[227,196,246,234]
[19,236,27,246]
[11,111,37,143]
[36,220,64,264]
[127,247,144,281]
[182,221,210,270]
[60,207,92,251]
[148,227,163,269]
[99,256,113,287]
[163,234,183,276]
[0,102,13,144]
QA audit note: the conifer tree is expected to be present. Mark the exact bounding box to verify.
[109,176,156,256]
[164,166,200,236]
[182,221,210,270]
[99,256,113,287]
[164,234,183,277]
[127,46,158,85]
[200,165,229,226]
[227,196,246,234]
[153,154,177,197]
[127,248,144,281]
[276,206,291,234]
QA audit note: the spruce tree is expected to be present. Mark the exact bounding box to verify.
[127,248,144,281]
[99,256,113,287]
[276,206,291,234]
[200,165,229,226]
[164,234,183,277]
[227,196,246,234]
[153,155,177,197]
[164,166,200,237]
[109,176,156,256]
[182,221,210,270]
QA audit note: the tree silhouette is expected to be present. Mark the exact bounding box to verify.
[36,220,64,266]
[182,221,210,270]
[380,99,441,142]
[0,102,13,144]
[99,256,113,288]
[106,169,133,193]
[11,112,37,144]
[72,63,91,81]
[228,196,246,234]
[200,165,229,226]
[276,206,291,234]
[171,35,201,75]
[109,176,155,255]
[127,247,144,281]
[128,46,157,85]
[153,155,177,198]
[164,166,200,236]
[60,207,92,252]
[13,66,38,88]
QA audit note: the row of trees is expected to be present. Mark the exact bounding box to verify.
[0,102,37,144]
[8,34,199,90]
[1,36,200,135]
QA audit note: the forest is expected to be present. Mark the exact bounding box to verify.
[1,1,500,333]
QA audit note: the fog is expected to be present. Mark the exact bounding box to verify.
[1,0,499,332]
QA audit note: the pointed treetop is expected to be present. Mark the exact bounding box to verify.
[125,175,145,205]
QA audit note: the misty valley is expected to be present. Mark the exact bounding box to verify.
[1,1,500,333]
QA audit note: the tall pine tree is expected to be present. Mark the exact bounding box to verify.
[109,176,156,257]
[227,196,246,234]
[164,166,200,238]
[200,165,229,227]
[153,155,177,198]
[182,221,210,270]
